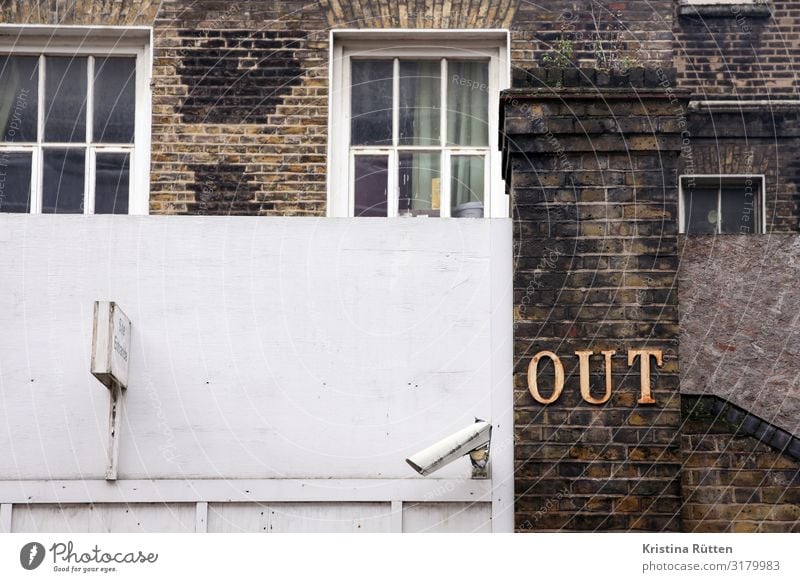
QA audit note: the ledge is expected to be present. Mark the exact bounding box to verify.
[689,99,800,112]
[677,3,772,18]
[512,67,678,90]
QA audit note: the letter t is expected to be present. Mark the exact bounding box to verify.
[628,349,663,405]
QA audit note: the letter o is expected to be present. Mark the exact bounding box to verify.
[527,351,564,404]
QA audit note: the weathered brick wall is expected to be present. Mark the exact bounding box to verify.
[0,0,158,24]
[150,0,673,215]
[503,76,688,531]
[1,0,675,215]
[682,397,800,533]
[675,1,800,98]
[512,0,673,70]
[150,1,330,214]
[680,108,800,233]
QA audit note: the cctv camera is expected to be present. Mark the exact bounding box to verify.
[406,420,491,478]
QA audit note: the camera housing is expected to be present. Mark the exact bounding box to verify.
[405,420,492,478]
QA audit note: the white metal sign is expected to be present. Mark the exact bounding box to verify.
[91,301,131,389]
[90,301,131,480]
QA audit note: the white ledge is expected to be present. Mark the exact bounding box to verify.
[0,479,492,504]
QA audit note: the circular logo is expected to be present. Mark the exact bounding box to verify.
[19,542,45,570]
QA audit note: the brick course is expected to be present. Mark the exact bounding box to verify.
[682,397,800,533]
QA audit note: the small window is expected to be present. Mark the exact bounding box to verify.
[680,175,764,234]
[328,31,509,218]
[0,27,151,215]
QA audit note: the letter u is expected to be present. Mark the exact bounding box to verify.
[575,350,616,404]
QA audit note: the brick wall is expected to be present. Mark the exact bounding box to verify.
[0,0,677,215]
[503,74,688,531]
[0,0,157,24]
[675,1,800,98]
[682,397,800,533]
[678,108,800,233]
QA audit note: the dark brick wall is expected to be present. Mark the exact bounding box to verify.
[675,1,800,98]
[682,397,800,533]
[503,78,688,531]
[680,108,800,233]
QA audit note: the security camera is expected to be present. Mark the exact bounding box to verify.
[406,420,492,478]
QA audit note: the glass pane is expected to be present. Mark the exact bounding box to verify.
[93,57,136,143]
[0,152,32,212]
[721,184,757,234]
[45,56,87,143]
[42,149,85,214]
[351,60,393,146]
[354,155,388,217]
[399,153,441,216]
[684,188,718,234]
[447,61,489,147]
[0,56,39,142]
[95,153,130,214]
[399,61,440,146]
[450,156,485,217]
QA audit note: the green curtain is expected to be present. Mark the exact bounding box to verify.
[447,61,488,214]
[402,61,440,212]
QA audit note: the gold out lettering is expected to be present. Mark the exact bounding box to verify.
[527,348,665,406]
[527,351,564,405]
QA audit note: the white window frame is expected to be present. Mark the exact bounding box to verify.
[679,174,766,234]
[327,29,510,218]
[0,24,152,215]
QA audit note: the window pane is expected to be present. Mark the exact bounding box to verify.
[450,156,485,217]
[0,152,32,212]
[93,57,136,144]
[351,60,393,146]
[399,61,440,146]
[684,188,718,234]
[95,153,130,214]
[42,149,85,214]
[447,61,489,147]
[721,184,758,234]
[399,152,441,216]
[0,55,39,142]
[354,155,388,217]
[45,56,87,143]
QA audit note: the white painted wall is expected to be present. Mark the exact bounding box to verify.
[0,216,513,532]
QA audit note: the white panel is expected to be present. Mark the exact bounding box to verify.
[10,503,195,533]
[207,503,392,533]
[402,502,491,533]
[0,216,507,482]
